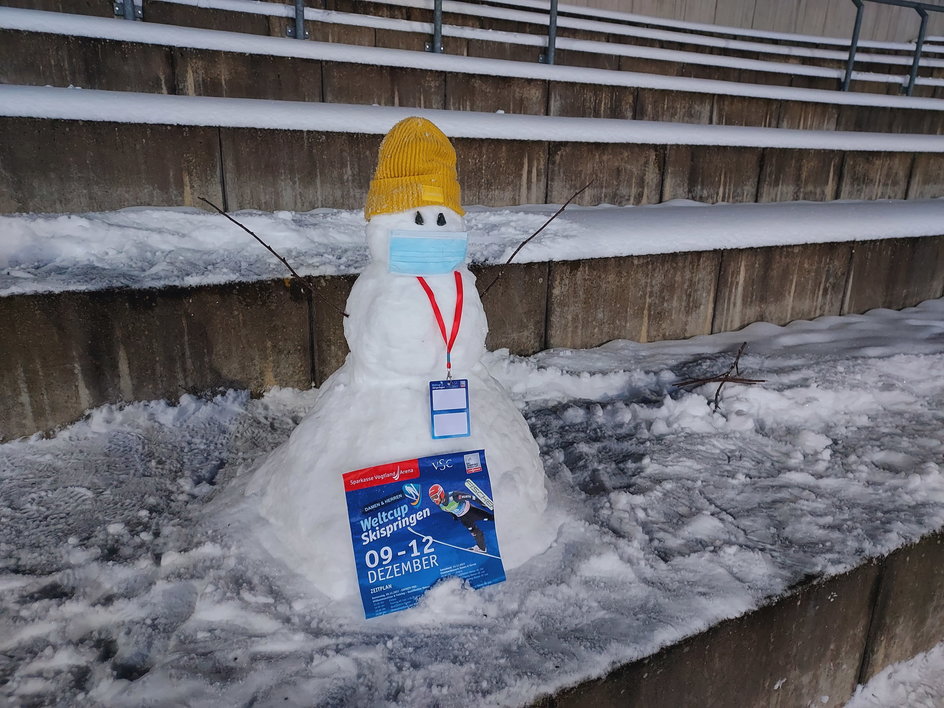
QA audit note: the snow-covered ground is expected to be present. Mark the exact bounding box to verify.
[3,199,944,296]
[848,642,944,708]
[2,297,943,706]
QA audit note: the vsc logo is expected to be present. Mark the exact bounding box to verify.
[402,483,421,506]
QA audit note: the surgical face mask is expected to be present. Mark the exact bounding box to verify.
[388,230,469,276]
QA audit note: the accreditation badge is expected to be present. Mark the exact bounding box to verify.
[429,379,471,439]
[342,449,505,619]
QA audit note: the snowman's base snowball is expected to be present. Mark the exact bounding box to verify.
[245,361,554,601]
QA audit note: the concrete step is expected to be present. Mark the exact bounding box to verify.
[3,84,944,214]
[3,9,944,133]
[4,0,942,57]
[6,0,920,96]
[2,199,942,439]
[5,2,943,97]
[326,0,943,74]
[541,531,944,707]
[134,0,944,96]
[474,0,944,56]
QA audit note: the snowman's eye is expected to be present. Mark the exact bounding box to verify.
[414,212,424,225]
[437,213,446,226]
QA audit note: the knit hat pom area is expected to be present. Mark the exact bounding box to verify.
[364,117,465,221]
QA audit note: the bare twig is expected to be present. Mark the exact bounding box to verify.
[675,343,765,411]
[199,196,348,318]
[479,181,594,299]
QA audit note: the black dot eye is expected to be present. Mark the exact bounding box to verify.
[414,211,424,225]
[437,212,446,226]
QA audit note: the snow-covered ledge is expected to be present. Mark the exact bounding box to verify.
[4,5,944,98]
[144,0,944,85]
[2,87,943,214]
[3,84,944,148]
[3,200,943,297]
[2,201,943,440]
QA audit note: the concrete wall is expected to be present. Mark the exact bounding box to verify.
[858,533,944,682]
[0,279,313,440]
[539,531,944,707]
[0,0,110,16]
[3,235,943,440]
[0,118,224,214]
[2,117,943,214]
[544,560,881,708]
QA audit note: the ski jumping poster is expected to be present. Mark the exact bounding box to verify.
[342,449,505,619]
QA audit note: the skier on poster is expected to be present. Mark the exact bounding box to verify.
[428,483,494,553]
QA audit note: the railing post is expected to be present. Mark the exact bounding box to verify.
[114,0,141,20]
[905,7,929,96]
[841,0,864,91]
[285,0,308,39]
[542,0,559,64]
[427,0,443,53]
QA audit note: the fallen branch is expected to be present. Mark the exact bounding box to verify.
[479,181,593,299]
[675,342,765,411]
[199,197,348,318]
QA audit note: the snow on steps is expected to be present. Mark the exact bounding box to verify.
[3,7,944,131]
[2,200,943,440]
[147,0,944,77]
[5,199,944,295]
[2,84,944,215]
[481,0,944,53]
[141,0,944,96]
[5,83,944,144]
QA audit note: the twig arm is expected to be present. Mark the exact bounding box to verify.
[479,180,593,299]
[199,196,349,318]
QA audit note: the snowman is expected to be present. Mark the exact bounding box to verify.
[246,117,552,601]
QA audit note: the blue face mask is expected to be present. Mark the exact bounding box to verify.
[388,230,469,275]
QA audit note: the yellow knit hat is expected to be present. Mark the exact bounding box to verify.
[364,117,465,221]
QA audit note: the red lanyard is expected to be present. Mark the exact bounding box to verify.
[417,271,463,375]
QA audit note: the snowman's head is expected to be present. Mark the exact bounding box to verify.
[364,117,468,275]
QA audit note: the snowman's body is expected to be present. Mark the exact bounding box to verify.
[247,207,550,601]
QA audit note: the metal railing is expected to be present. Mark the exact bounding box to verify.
[274,0,560,61]
[842,0,944,95]
[425,0,558,61]
[111,0,941,89]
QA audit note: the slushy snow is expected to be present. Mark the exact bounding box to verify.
[2,298,944,706]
